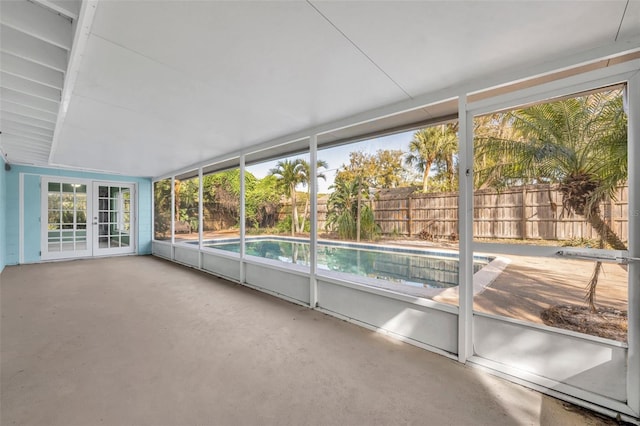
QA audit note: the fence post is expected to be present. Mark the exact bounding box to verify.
[408,195,413,237]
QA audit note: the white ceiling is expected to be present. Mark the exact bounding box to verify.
[1,0,639,177]
[0,0,79,164]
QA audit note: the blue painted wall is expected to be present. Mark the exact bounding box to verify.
[0,156,6,273]
[4,165,152,265]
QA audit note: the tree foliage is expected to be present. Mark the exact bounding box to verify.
[336,149,408,189]
[326,176,379,241]
[474,88,627,310]
[153,179,172,239]
[245,173,280,229]
[268,158,327,235]
[405,123,458,192]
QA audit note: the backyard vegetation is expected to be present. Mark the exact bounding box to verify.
[154,87,629,340]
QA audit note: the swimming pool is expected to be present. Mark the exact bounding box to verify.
[203,238,492,290]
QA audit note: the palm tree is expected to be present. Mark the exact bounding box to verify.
[405,124,458,192]
[269,159,305,236]
[326,176,377,241]
[326,178,358,240]
[475,88,627,310]
[297,159,328,233]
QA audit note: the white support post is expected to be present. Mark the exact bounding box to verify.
[150,180,155,243]
[239,155,246,283]
[310,135,318,308]
[198,167,204,269]
[198,168,204,248]
[458,95,474,363]
[627,71,640,416]
[170,176,175,246]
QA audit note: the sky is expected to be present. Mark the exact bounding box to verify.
[246,129,416,193]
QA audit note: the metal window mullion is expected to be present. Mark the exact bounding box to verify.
[170,176,175,246]
[151,180,156,242]
[198,168,204,269]
[198,167,203,250]
[626,71,640,416]
[458,95,474,363]
[73,187,77,251]
[240,154,246,283]
[310,135,318,307]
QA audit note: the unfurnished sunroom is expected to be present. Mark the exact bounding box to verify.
[1,1,639,424]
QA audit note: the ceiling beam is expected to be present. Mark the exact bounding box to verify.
[1,111,56,131]
[0,25,68,72]
[30,0,80,20]
[2,126,53,143]
[0,88,60,114]
[0,138,48,152]
[0,149,50,165]
[2,100,58,123]
[50,0,98,164]
[1,134,51,151]
[1,52,64,89]
[1,71,61,101]
[1,118,55,138]
[0,0,73,50]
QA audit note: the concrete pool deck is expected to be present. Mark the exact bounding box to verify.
[380,238,628,336]
[173,232,629,336]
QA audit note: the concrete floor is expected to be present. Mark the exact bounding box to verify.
[0,256,616,425]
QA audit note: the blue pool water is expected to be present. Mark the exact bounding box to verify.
[204,238,490,289]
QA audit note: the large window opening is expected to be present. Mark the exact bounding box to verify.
[201,162,241,250]
[153,178,172,241]
[149,84,631,339]
[238,147,313,268]
[472,85,629,342]
[317,122,464,303]
[173,171,200,243]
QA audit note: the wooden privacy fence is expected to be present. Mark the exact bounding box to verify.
[316,184,628,242]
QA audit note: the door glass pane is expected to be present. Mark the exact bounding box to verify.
[48,211,60,223]
[46,181,89,253]
[48,194,60,209]
[96,185,132,250]
[472,86,628,342]
[62,211,74,224]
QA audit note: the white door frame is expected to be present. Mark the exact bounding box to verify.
[40,176,93,261]
[40,177,137,260]
[92,181,137,257]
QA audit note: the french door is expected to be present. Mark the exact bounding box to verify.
[41,178,136,260]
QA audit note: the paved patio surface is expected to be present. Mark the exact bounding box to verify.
[1,257,621,425]
[168,232,630,340]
